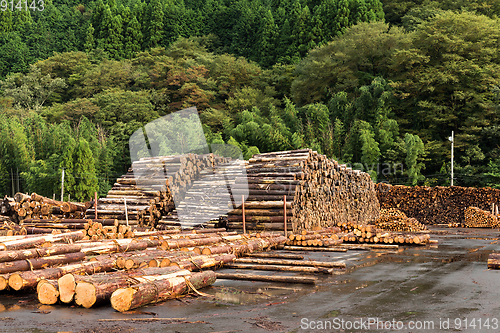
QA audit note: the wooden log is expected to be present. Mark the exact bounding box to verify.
[8,257,117,291]
[235,258,346,269]
[14,193,31,203]
[110,270,216,312]
[0,231,85,251]
[37,279,60,305]
[215,272,316,284]
[0,244,83,263]
[339,244,399,250]
[224,263,335,274]
[282,246,348,252]
[244,252,304,260]
[74,267,189,308]
[0,252,86,274]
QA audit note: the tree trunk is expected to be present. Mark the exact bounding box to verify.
[216,272,316,284]
[110,270,216,312]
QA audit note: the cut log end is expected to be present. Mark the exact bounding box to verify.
[58,274,77,303]
[37,280,59,305]
[74,282,97,309]
[8,274,23,291]
[0,276,8,291]
[110,287,135,312]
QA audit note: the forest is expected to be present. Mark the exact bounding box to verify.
[1,0,500,201]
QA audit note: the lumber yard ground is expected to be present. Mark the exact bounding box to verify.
[1,227,499,333]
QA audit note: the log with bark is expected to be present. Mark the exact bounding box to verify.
[215,272,316,284]
[110,270,216,312]
[376,183,500,225]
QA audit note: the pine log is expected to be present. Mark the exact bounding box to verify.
[8,257,117,291]
[74,267,190,308]
[224,263,334,274]
[216,272,316,284]
[244,252,304,260]
[235,258,345,268]
[37,279,60,305]
[110,270,216,312]
[0,252,86,274]
[282,246,348,252]
[0,244,83,263]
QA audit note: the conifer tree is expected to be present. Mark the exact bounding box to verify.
[84,24,95,53]
[73,138,98,202]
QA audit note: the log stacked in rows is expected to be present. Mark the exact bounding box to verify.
[85,154,230,228]
[160,159,247,229]
[286,227,344,247]
[0,228,288,311]
[5,193,88,223]
[487,253,500,269]
[226,149,380,232]
[464,207,499,228]
[375,208,427,232]
[376,183,500,225]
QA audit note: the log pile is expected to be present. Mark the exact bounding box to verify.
[376,183,500,225]
[464,207,499,228]
[487,253,500,269]
[164,159,247,229]
[285,227,344,247]
[226,149,380,232]
[374,208,427,232]
[0,228,292,311]
[86,153,230,228]
[3,193,88,223]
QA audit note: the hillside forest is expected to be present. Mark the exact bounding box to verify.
[1,0,500,201]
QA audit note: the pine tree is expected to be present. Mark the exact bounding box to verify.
[84,23,95,53]
[0,10,13,33]
[73,138,98,202]
[259,9,278,68]
[59,138,76,201]
[92,0,106,40]
[334,0,350,36]
[97,6,124,59]
[404,133,425,185]
[145,0,164,49]
[122,7,143,58]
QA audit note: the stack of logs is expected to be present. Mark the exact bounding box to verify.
[3,193,88,223]
[285,227,344,247]
[284,224,431,247]
[226,149,380,233]
[0,228,289,312]
[464,207,499,228]
[85,154,230,228]
[374,208,427,232]
[487,253,500,269]
[376,183,500,225]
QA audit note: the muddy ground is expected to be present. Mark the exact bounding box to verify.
[1,227,499,333]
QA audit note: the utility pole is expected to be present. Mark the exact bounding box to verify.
[449,131,454,186]
[61,168,65,201]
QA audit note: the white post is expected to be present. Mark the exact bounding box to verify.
[61,168,65,201]
[449,131,454,187]
[124,198,129,227]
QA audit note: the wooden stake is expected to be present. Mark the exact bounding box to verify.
[242,195,246,234]
[94,192,98,219]
[284,195,287,236]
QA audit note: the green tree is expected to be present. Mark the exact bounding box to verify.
[404,133,425,185]
[73,138,98,202]
[1,65,67,111]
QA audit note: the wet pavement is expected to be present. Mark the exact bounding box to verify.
[1,227,500,333]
